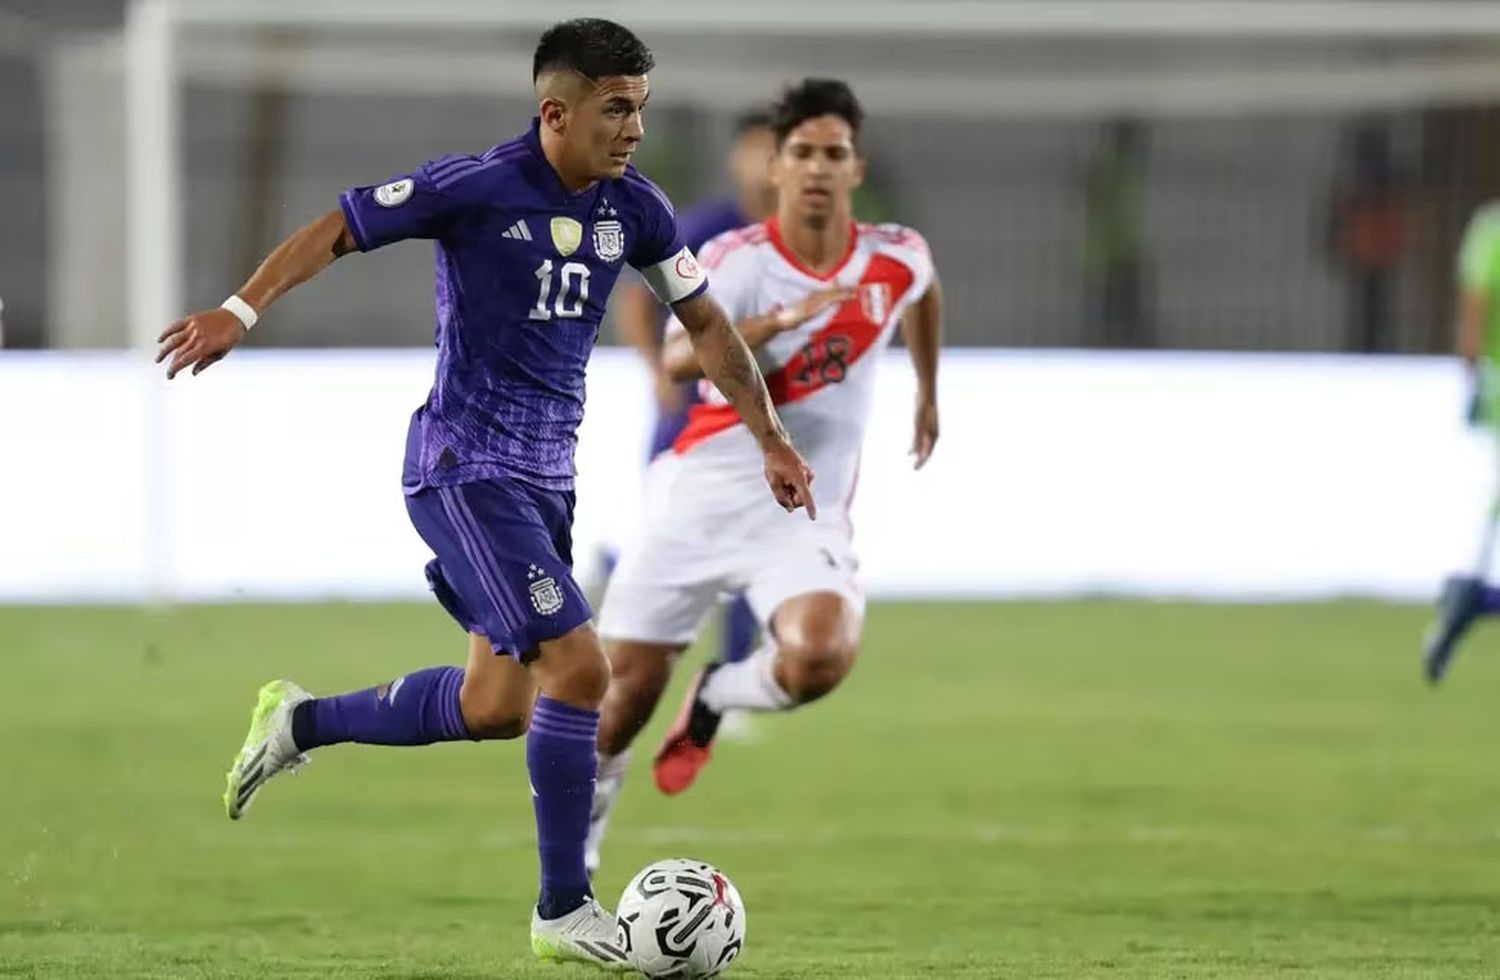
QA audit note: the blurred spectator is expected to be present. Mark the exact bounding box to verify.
[1327,123,1409,352]
[1084,118,1152,348]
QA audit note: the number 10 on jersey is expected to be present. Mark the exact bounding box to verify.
[530,260,590,321]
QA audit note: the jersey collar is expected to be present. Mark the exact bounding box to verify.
[766,216,859,281]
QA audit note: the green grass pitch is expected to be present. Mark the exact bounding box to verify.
[3,600,1499,978]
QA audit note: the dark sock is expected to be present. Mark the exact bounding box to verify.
[721,595,758,664]
[528,696,599,919]
[291,666,469,750]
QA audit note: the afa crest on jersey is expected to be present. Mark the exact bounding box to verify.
[593,220,625,262]
[860,282,892,324]
[551,217,583,257]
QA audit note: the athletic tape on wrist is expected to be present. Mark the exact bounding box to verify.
[220,294,258,330]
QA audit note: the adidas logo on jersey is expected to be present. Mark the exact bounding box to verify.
[502,220,533,242]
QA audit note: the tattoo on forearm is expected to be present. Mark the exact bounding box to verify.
[718,335,759,396]
[681,297,783,440]
[713,329,780,439]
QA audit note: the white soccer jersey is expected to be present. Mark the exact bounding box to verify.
[663,217,934,536]
[599,217,934,642]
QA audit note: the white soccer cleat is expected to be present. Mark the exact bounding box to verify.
[530,897,632,971]
[223,679,313,820]
[585,751,630,878]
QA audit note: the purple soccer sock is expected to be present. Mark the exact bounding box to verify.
[1482,584,1500,613]
[528,696,599,919]
[291,666,470,750]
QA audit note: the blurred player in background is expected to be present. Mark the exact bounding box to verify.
[608,109,778,699]
[153,18,813,968]
[1425,200,1500,683]
[584,78,943,873]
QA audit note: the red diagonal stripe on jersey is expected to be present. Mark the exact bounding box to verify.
[674,252,916,454]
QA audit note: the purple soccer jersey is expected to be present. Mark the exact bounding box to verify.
[340,118,708,492]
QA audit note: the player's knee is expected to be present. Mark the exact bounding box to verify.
[534,630,612,708]
[459,677,531,740]
[559,647,611,705]
[778,638,856,704]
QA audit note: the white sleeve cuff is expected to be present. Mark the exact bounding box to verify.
[639,247,708,305]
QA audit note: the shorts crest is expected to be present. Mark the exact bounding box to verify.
[527,564,565,615]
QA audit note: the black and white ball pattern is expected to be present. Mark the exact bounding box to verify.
[616,858,747,979]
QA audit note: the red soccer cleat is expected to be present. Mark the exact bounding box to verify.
[652,665,724,795]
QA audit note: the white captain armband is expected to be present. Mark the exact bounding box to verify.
[220,294,259,331]
[639,247,708,304]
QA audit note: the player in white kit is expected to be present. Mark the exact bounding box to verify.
[587,79,943,871]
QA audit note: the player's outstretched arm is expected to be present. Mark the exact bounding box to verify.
[671,291,817,519]
[156,209,357,379]
[662,285,855,383]
[902,272,944,469]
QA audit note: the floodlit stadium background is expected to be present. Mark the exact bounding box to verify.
[9,5,1500,979]
[6,1,1500,603]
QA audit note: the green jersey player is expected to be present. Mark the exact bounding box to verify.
[1425,202,1500,682]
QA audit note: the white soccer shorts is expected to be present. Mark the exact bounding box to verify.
[597,521,865,646]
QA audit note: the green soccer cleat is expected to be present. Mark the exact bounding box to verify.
[531,898,633,972]
[223,679,313,820]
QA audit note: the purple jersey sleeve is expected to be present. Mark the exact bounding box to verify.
[339,161,470,252]
[626,176,688,270]
[625,174,708,305]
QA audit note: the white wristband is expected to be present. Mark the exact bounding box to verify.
[220,294,258,331]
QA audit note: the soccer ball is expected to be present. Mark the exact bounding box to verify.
[616,858,746,978]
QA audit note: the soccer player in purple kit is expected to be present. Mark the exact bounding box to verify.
[154,19,814,970]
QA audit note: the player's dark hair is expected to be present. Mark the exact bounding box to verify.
[532,18,655,82]
[771,78,863,146]
[732,107,775,138]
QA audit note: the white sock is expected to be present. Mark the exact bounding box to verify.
[596,749,630,783]
[586,749,630,874]
[1481,510,1500,580]
[699,642,794,713]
